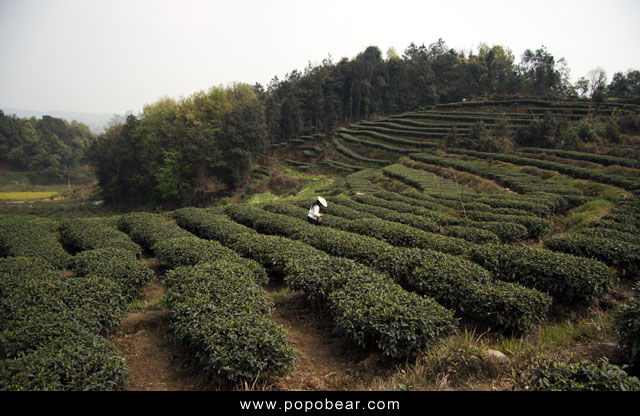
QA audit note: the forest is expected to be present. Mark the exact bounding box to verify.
[0,112,95,183]
[3,39,640,206]
[89,40,640,207]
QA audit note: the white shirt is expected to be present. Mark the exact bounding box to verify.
[308,204,320,220]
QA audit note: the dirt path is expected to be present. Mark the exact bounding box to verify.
[267,289,397,391]
[109,268,398,390]
[107,281,209,391]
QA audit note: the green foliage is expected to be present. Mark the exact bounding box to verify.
[59,218,142,257]
[164,261,296,381]
[0,111,95,180]
[0,333,128,391]
[153,236,267,285]
[0,256,129,390]
[519,357,639,391]
[0,220,73,269]
[169,207,256,245]
[465,210,551,239]
[117,212,193,251]
[227,204,549,332]
[469,244,617,304]
[615,282,640,369]
[441,225,500,244]
[519,148,640,169]
[332,137,390,166]
[170,207,459,358]
[89,84,268,206]
[328,276,457,358]
[380,248,551,332]
[409,153,582,203]
[544,234,640,279]
[0,256,57,299]
[71,248,154,300]
[346,217,473,257]
[446,148,640,192]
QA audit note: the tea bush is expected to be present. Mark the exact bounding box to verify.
[117,212,193,251]
[328,276,457,358]
[0,257,57,299]
[464,211,551,239]
[469,244,617,304]
[615,282,640,370]
[0,256,129,390]
[169,207,256,245]
[519,357,639,391]
[227,205,550,332]
[71,248,154,300]
[346,217,474,257]
[164,261,296,381]
[153,236,267,285]
[0,221,72,270]
[171,210,458,358]
[59,218,142,257]
[544,234,640,279]
[379,248,551,332]
[0,332,128,391]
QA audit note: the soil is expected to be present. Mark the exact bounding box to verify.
[107,281,209,391]
[109,274,398,391]
[265,289,397,391]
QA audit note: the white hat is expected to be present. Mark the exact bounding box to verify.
[317,196,327,207]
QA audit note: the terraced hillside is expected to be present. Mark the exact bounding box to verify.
[2,99,639,390]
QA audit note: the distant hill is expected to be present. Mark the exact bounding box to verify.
[0,108,115,134]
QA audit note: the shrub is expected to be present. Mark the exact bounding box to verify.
[2,275,127,337]
[0,257,57,299]
[164,261,296,381]
[380,248,552,332]
[442,225,500,244]
[0,254,129,391]
[0,333,128,391]
[346,217,474,257]
[117,212,193,251]
[465,211,551,239]
[180,216,459,358]
[328,276,458,358]
[153,237,267,285]
[544,234,640,279]
[284,254,380,304]
[519,357,639,391]
[59,218,142,257]
[469,244,617,304]
[468,221,529,243]
[71,248,154,299]
[615,282,640,370]
[0,221,72,270]
[230,205,551,332]
[169,208,255,245]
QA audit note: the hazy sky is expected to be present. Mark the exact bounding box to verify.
[1,0,639,115]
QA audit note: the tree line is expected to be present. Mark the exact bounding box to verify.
[262,40,639,145]
[0,111,95,182]
[89,84,267,207]
[12,39,637,207]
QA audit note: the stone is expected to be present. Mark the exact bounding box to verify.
[485,349,509,363]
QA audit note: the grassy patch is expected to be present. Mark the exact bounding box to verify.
[374,309,617,391]
[0,191,59,200]
[553,199,614,234]
[128,296,166,312]
[247,192,281,204]
[281,168,334,198]
[0,214,37,225]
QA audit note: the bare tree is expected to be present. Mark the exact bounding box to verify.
[587,67,607,97]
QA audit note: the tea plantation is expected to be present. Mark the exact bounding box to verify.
[1,99,639,390]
